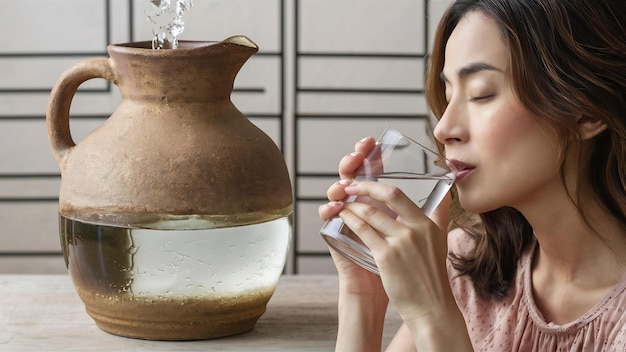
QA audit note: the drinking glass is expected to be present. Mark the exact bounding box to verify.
[320,127,455,275]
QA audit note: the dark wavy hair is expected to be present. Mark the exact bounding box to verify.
[425,0,626,299]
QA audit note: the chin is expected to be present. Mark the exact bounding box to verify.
[457,193,500,214]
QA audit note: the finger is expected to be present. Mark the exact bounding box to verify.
[338,206,389,250]
[318,200,344,220]
[341,196,406,238]
[326,178,353,202]
[344,181,422,223]
[338,151,365,180]
[338,137,376,179]
[361,142,384,176]
[355,136,376,154]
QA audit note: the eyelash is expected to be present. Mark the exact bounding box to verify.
[469,94,494,102]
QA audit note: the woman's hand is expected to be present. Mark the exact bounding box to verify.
[318,136,387,297]
[337,180,456,322]
[319,136,392,352]
[319,135,455,318]
[338,179,473,351]
[319,135,469,351]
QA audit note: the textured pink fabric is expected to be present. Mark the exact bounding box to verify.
[447,229,626,351]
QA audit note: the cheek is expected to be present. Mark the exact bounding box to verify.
[474,105,535,159]
[481,121,519,156]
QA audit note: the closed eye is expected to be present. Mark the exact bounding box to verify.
[469,94,494,102]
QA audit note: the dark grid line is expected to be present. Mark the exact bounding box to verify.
[299,88,424,94]
[0,252,63,257]
[297,252,332,257]
[0,88,109,94]
[0,198,59,202]
[293,0,431,273]
[0,174,60,178]
[0,115,108,120]
[298,53,426,58]
[0,53,108,57]
[297,113,429,119]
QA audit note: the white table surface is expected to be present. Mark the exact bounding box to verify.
[0,274,402,351]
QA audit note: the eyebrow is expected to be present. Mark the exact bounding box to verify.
[440,62,503,83]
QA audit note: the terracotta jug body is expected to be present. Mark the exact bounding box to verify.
[46,36,293,340]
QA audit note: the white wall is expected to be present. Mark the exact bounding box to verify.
[0,0,453,274]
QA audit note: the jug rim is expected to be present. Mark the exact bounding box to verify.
[114,40,218,50]
[109,36,258,54]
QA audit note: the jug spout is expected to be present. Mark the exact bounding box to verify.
[213,35,259,80]
[223,35,258,50]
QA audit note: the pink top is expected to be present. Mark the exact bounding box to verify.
[447,229,626,351]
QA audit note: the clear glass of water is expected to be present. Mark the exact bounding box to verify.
[320,127,455,275]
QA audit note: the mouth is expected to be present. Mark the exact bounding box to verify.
[446,159,476,182]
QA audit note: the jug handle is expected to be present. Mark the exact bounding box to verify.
[46,58,114,167]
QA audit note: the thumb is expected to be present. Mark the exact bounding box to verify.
[428,192,451,231]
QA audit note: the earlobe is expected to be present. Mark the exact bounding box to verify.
[578,116,608,140]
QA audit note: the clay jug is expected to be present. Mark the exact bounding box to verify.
[46,36,293,340]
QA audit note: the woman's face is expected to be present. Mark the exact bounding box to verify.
[433,11,562,214]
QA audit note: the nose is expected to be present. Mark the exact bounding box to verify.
[433,101,466,145]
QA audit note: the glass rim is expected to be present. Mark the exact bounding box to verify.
[378,127,444,159]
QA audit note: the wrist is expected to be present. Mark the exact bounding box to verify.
[337,292,389,317]
[335,294,389,352]
[405,309,473,351]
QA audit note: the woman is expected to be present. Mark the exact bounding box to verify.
[318,0,626,350]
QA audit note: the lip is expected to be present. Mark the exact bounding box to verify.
[446,159,476,182]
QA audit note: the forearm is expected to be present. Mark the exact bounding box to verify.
[335,294,389,352]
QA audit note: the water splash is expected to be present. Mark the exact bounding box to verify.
[146,0,194,49]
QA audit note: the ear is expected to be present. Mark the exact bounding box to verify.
[578,116,607,140]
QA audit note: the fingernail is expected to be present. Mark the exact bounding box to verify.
[358,136,370,143]
[349,151,361,157]
[338,178,352,185]
[328,201,343,207]
[344,181,358,191]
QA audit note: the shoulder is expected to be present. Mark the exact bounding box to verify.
[595,276,626,348]
[447,227,476,258]
[445,227,478,303]
[445,228,493,346]
[445,228,526,349]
